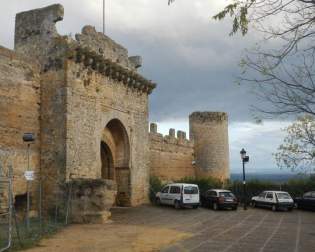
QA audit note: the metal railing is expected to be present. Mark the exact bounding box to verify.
[0,162,73,251]
[0,165,13,252]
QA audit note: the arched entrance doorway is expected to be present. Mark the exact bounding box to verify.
[100,141,114,179]
[100,119,131,206]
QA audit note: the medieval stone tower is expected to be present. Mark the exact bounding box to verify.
[189,112,229,180]
[149,111,230,182]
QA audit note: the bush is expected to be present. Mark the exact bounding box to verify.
[229,179,277,203]
[282,177,315,197]
[149,176,165,203]
[176,176,225,194]
[230,176,315,202]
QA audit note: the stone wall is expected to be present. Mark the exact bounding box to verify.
[13,4,155,208]
[40,60,68,205]
[189,112,230,181]
[14,4,65,67]
[65,58,151,205]
[149,123,195,182]
[0,46,40,196]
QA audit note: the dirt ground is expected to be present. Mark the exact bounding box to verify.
[24,205,315,252]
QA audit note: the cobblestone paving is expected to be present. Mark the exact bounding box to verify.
[111,205,315,252]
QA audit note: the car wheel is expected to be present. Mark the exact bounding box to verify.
[252,201,256,208]
[174,200,181,209]
[288,207,293,212]
[193,205,199,209]
[232,206,238,211]
[213,203,219,211]
[272,204,277,212]
[156,197,161,206]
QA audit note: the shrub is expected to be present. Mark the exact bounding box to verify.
[230,176,315,201]
[229,179,277,202]
[176,176,224,194]
[282,177,315,197]
[149,176,165,203]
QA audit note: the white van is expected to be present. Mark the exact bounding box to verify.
[155,183,200,209]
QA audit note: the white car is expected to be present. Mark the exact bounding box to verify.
[156,183,200,209]
[251,191,294,211]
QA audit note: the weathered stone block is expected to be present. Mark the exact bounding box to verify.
[129,56,142,69]
[68,179,117,224]
[150,123,157,133]
[169,128,175,137]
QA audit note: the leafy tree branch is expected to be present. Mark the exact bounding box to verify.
[274,115,315,173]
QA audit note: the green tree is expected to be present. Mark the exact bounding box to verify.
[274,115,315,173]
[170,0,315,118]
[214,0,315,118]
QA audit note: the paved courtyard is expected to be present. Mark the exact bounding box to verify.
[26,205,315,252]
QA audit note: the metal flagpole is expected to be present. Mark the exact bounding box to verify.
[103,0,105,34]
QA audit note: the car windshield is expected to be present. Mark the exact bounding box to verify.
[184,186,199,194]
[219,192,234,198]
[276,193,291,199]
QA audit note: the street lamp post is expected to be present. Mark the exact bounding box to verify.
[23,133,36,232]
[240,148,249,210]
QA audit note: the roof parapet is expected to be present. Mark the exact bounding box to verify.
[67,46,156,94]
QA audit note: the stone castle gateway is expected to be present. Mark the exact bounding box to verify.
[0,4,229,222]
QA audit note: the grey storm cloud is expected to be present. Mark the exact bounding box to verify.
[0,0,260,123]
[0,0,293,173]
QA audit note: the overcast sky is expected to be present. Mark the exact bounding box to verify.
[0,0,294,174]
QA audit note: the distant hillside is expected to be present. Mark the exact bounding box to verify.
[230,173,308,183]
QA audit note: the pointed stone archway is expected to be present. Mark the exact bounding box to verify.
[100,119,131,206]
[100,141,114,180]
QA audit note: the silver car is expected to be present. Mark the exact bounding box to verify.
[251,191,294,211]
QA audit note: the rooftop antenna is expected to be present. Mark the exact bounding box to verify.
[103,0,106,34]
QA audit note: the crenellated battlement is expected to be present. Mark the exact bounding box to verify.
[75,26,142,71]
[149,123,195,181]
[189,111,228,123]
[149,123,193,148]
[14,4,156,95]
[67,46,156,94]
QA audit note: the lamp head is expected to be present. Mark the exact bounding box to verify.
[240,148,246,159]
[23,133,35,142]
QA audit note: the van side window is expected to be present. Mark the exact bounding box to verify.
[184,186,199,194]
[209,191,217,197]
[161,186,169,193]
[304,192,312,198]
[266,193,273,199]
[170,186,180,194]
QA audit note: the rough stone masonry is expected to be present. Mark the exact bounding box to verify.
[0,4,229,223]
